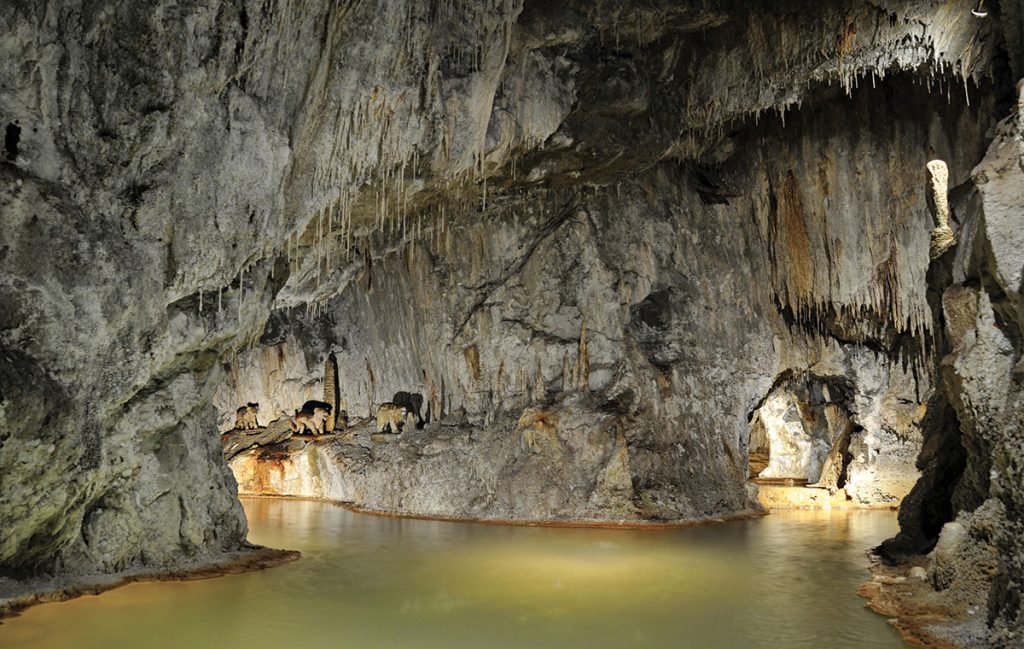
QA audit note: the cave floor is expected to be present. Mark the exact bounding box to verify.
[753,484,900,511]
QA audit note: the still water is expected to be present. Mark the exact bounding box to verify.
[2,498,907,649]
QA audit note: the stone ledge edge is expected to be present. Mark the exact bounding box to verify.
[0,546,300,623]
[240,493,767,529]
[858,562,967,649]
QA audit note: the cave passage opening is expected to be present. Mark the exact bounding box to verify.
[748,377,856,495]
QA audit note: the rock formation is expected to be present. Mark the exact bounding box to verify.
[928,159,957,259]
[872,77,1024,647]
[324,353,339,432]
[1,1,1022,644]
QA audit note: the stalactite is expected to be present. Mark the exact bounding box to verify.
[238,267,244,321]
[577,323,590,391]
[562,350,572,393]
[464,344,481,381]
[927,159,955,259]
[439,376,447,420]
[532,359,545,403]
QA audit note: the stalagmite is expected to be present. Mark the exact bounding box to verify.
[366,359,376,415]
[439,377,447,421]
[363,247,373,291]
[926,160,955,259]
[324,352,339,431]
[428,377,439,424]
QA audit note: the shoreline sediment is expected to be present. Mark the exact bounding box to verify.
[858,559,977,649]
[0,545,299,623]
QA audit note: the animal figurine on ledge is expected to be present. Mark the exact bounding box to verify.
[392,391,424,427]
[376,402,414,434]
[335,409,349,430]
[234,402,260,430]
[286,402,330,436]
[301,400,333,416]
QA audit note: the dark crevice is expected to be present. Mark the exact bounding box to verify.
[4,120,21,161]
[875,392,967,562]
[875,186,971,561]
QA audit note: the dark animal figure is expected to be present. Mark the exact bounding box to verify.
[392,391,424,426]
[301,399,333,414]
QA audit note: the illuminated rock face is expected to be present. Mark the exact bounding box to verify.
[229,395,640,522]
[1,0,1022,639]
[754,391,833,484]
[923,98,1024,646]
[224,75,979,519]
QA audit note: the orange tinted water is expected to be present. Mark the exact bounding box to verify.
[0,498,907,649]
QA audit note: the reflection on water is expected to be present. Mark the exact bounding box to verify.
[1,499,907,649]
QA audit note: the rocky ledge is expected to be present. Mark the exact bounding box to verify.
[0,545,299,622]
[860,503,1003,649]
[228,396,761,525]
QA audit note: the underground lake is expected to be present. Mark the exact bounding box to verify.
[0,499,908,649]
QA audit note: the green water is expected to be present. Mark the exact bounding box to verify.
[1,499,908,649]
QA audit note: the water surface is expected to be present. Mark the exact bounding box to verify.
[2,499,906,648]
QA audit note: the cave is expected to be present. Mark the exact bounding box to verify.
[747,376,856,491]
[1,1,1023,648]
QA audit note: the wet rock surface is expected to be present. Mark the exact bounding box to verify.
[232,401,650,522]
[869,84,1024,649]
[224,72,985,520]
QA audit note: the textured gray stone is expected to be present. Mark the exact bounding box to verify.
[0,2,1021,643]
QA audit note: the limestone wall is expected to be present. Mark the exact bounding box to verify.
[1,3,1020,641]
